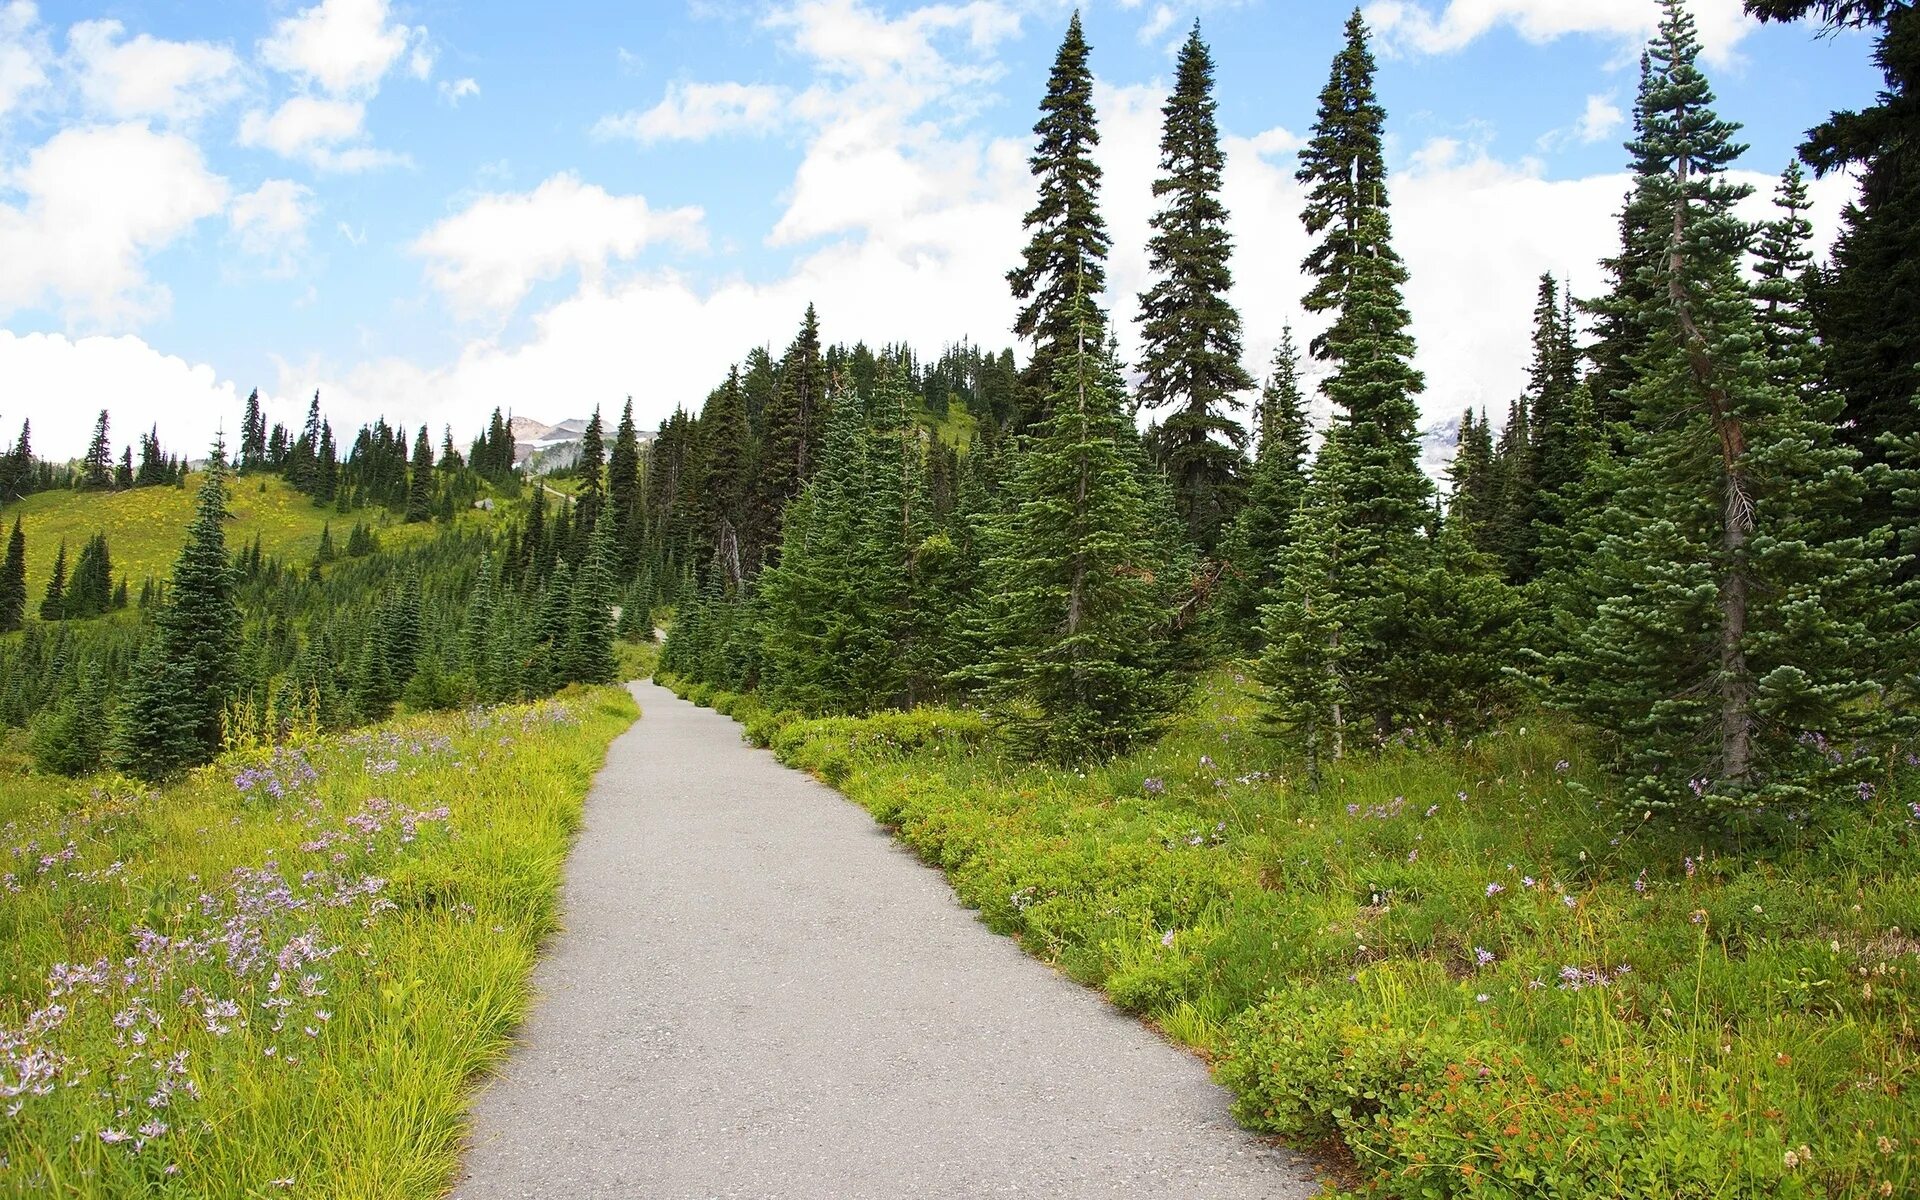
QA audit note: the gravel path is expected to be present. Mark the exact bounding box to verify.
[454,679,1316,1199]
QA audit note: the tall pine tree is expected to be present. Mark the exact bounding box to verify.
[1008,11,1111,424]
[1136,23,1254,550]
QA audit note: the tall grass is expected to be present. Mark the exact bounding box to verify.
[663,670,1918,1199]
[0,685,636,1197]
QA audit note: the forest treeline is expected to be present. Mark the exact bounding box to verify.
[663,0,1920,835]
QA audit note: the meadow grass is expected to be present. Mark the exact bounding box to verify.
[662,670,1918,1199]
[0,684,636,1197]
[1,476,494,606]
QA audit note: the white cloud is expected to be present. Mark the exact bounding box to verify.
[1364,0,1754,66]
[65,19,241,123]
[259,0,422,96]
[595,81,789,144]
[229,179,316,274]
[1575,92,1624,143]
[0,330,246,462]
[238,95,404,172]
[410,173,708,318]
[0,122,229,326]
[0,0,50,120]
[439,76,479,106]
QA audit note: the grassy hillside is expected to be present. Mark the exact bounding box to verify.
[0,684,637,1197]
[661,671,1919,1199]
[1,475,494,606]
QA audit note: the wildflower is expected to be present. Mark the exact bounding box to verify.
[1485,882,1505,897]
[1141,778,1165,796]
[1684,855,1697,877]
[1406,849,1418,863]
[99,1128,131,1145]
[1475,993,1490,1003]
[1859,780,1876,803]
[1474,947,1495,967]
[1633,870,1647,895]
[1521,876,1536,890]
[1160,930,1175,948]
[1554,760,1570,774]
[1878,1136,1897,1154]
[1425,804,1439,818]
[138,1121,167,1139]
[1562,895,1577,908]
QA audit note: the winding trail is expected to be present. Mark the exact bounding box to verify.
[454,679,1316,1199]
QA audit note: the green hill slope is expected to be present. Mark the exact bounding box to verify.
[2,475,490,604]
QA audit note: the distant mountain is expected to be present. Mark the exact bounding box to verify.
[509,416,653,472]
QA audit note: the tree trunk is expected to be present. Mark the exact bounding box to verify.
[1668,144,1755,788]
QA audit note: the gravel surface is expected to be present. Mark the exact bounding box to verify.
[454,679,1317,1199]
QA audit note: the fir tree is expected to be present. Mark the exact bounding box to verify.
[758,305,829,522]
[1255,440,1353,779]
[1218,330,1311,647]
[1008,11,1111,420]
[1555,0,1913,824]
[1751,160,1821,399]
[240,388,266,471]
[406,424,434,523]
[1297,9,1393,357]
[566,517,619,685]
[975,291,1182,761]
[1751,0,1920,539]
[82,410,112,489]
[608,397,643,576]
[697,368,755,590]
[112,440,241,777]
[0,518,24,632]
[40,541,66,621]
[1135,23,1254,550]
[575,406,607,534]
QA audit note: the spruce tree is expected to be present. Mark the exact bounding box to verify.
[566,517,619,685]
[575,406,607,535]
[1218,330,1310,648]
[975,291,1182,761]
[82,410,112,489]
[1135,23,1254,550]
[1297,9,1393,356]
[112,441,241,777]
[608,397,643,576]
[697,367,755,589]
[240,389,266,471]
[1008,11,1111,422]
[39,541,66,621]
[405,424,434,523]
[758,305,829,523]
[1751,0,1920,538]
[1751,160,1821,399]
[0,518,24,632]
[1310,202,1431,734]
[1255,440,1353,779]
[1555,0,1914,824]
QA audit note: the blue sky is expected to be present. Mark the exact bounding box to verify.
[0,0,1881,457]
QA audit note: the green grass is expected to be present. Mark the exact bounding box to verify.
[0,685,637,1197]
[1,476,495,607]
[919,402,978,450]
[661,671,1919,1199]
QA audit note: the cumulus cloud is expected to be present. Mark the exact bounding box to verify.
[410,173,708,318]
[0,330,246,462]
[65,19,242,123]
[0,122,230,326]
[237,95,405,172]
[1364,0,1754,65]
[0,0,50,120]
[229,179,316,274]
[259,0,423,96]
[595,81,790,144]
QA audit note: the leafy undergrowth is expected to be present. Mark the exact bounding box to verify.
[0,685,636,1197]
[660,671,1919,1199]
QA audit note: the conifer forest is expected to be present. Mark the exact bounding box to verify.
[3,1,1919,1197]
